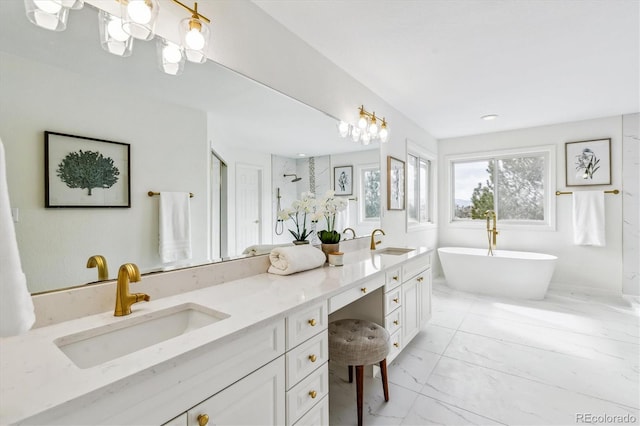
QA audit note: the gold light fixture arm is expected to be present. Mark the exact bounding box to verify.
[171,0,211,23]
[358,105,388,127]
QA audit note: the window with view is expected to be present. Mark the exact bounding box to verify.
[452,153,547,223]
[407,153,432,225]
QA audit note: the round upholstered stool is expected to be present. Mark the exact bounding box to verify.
[328,319,391,426]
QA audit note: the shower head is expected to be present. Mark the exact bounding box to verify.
[284,174,302,183]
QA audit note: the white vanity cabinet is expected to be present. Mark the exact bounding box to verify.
[400,255,432,344]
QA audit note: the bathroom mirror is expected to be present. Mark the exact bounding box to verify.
[0,2,381,293]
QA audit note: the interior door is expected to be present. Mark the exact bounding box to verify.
[236,164,262,254]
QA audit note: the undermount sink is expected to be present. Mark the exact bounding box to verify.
[54,303,229,369]
[375,247,415,256]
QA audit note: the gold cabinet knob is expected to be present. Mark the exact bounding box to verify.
[308,319,317,326]
[417,276,424,282]
[392,275,399,281]
[197,414,209,426]
[309,390,317,399]
[393,320,399,325]
[393,342,400,348]
[361,287,367,293]
[309,354,317,362]
[393,297,399,303]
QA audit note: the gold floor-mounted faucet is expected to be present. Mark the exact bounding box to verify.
[485,210,499,256]
[114,263,150,316]
[342,227,356,240]
[370,228,385,250]
[86,255,109,281]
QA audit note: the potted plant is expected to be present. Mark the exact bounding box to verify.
[278,191,316,244]
[313,190,348,260]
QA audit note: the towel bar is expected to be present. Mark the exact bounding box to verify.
[148,191,194,198]
[555,189,619,196]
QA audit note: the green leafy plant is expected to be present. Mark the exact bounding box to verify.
[56,150,119,195]
[313,190,348,244]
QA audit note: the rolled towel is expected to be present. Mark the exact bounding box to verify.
[268,245,326,275]
[243,243,293,256]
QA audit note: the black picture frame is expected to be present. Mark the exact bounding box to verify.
[334,165,353,196]
[45,131,131,208]
[565,138,611,187]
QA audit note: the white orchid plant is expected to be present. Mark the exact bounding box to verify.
[277,191,316,242]
[313,190,348,244]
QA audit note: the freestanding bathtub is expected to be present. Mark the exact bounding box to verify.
[437,247,557,300]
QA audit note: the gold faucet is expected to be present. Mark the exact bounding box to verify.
[484,210,498,256]
[86,255,109,281]
[342,227,356,240]
[114,263,150,316]
[370,228,385,250]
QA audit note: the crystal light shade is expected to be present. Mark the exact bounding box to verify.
[157,38,185,76]
[24,0,70,31]
[338,105,390,145]
[121,0,159,41]
[54,0,83,9]
[98,10,134,57]
[179,16,210,63]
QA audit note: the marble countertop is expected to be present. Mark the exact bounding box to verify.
[0,246,432,424]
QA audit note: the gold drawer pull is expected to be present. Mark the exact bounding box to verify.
[309,354,317,362]
[392,275,399,281]
[309,390,317,399]
[417,276,424,282]
[393,320,399,326]
[197,414,209,426]
[393,342,400,348]
[361,287,367,293]
[308,319,317,326]
[393,298,399,303]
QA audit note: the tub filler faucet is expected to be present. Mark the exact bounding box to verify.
[485,210,498,256]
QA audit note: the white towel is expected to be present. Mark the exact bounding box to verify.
[242,243,293,256]
[267,245,326,276]
[573,191,605,246]
[159,192,192,263]
[0,139,35,337]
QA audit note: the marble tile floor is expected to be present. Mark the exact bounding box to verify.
[328,279,640,425]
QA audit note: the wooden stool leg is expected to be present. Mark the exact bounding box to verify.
[380,359,389,402]
[348,365,353,383]
[356,365,364,426]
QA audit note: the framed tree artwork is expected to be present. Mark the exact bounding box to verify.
[387,156,405,210]
[333,165,353,196]
[45,131,130,208]
[565,138,611,186]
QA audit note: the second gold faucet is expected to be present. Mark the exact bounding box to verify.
[370,228,385,250]
[114,263,150,316]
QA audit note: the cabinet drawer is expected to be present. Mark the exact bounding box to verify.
[328,275,384,313]
[388,329,403,361]
[286,331,328,390]
[384,267,402,291]
[384,287,402,314]
[384,308,402,336]
[402,254,431,280]
[293,395,329,426]
[286,363,329,425]
[286,301,328,349]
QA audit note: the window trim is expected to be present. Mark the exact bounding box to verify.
[446,145,556,231]
[406,140,437,232]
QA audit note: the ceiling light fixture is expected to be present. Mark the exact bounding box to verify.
[338,105,390,145]
[24,0,212,75]
[481,114,498,121]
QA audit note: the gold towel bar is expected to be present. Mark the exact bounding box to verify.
[148,191,194,198]
[555,189,619,196]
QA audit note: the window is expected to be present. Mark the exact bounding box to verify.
[451,147,553,226]
[360,165,380,221]
[407,152,433,227]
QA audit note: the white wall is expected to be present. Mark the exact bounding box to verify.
[622,113,639,296]
[439,116,624,293]
[0,52,209,292]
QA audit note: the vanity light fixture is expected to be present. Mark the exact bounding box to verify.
[24,0,212,75]
[338,105,390,145]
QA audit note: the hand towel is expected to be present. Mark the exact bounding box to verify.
[573,191,605,246]
[159,192,192,263]
[267,245,326,275]
[0,139,35,337]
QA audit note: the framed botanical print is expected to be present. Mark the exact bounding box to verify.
[334,165,353,196]
[387,156,405,210]
[45,131,130,208]
[565,138,611,186]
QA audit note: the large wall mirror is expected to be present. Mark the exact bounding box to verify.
[0,2,381,294]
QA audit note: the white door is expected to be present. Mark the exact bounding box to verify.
[236,164,262,255]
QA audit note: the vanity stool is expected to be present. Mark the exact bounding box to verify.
[328,319,390,426]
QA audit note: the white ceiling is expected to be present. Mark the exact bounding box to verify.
[253,0,640,139]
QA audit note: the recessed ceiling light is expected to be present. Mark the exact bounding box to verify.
[481,114,498,121]
[297,153,306,157]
